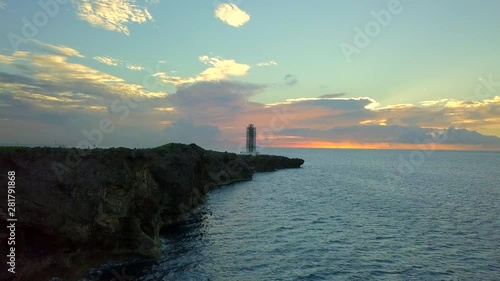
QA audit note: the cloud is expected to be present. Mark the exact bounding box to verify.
[154,107,175,112]
[371,96,500,131]
[318,93,346,99]
[0,1,6,9]
[94,56,145,71]
[440,126,500,144]
[2,41,499,151]
[152,81,266,149]
[0,51,166,116]
[74,0,154,35]
[0,47,174,148]
[277,125,500,147]
[94,56,119,66]
[24,39,84,58]
[155,55,251,86]
[284,74,298,86]
[177,88,499,148]
[260,94,500,148]
[169,80,266,117]
[126,64,145,71]
[256,60,277,67]
[260,96,378,130]
[267,96,375,110]
[215,3,250,27]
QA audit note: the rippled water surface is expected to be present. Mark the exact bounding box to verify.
[88,149,500,280]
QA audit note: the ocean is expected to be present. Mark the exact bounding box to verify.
[86,148,500,280]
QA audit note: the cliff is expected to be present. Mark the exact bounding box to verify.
[0,144,303,281]
[239,154,306,172]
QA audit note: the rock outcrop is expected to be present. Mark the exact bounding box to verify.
[240,154,305,172]
[0,144,303,281]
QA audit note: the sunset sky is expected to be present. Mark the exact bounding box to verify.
[1,0,500,150]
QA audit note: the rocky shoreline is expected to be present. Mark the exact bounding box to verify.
[0,143,303,281]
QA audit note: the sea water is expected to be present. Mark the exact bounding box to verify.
[87,148,500,281]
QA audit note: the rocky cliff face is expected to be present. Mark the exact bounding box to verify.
[0,144,303,281]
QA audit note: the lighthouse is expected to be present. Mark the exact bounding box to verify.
[246,124,257,155]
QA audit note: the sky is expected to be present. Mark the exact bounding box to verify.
[0,0,500,151]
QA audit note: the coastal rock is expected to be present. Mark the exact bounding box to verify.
[0,144,303,281]
[239,154,305,172]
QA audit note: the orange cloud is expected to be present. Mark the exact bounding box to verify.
[265,140,500,151]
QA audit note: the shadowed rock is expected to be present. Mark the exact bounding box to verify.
[0,143,303,281]
[239,154,305,172]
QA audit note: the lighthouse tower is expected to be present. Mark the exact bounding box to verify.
[246,124,257,155]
